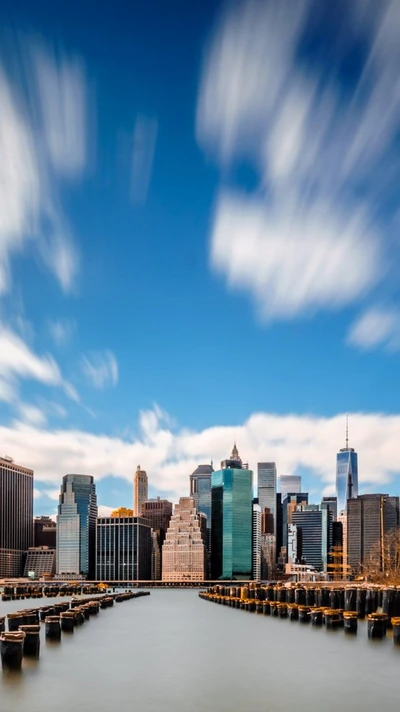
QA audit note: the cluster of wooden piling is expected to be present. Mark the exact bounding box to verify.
[0,590,150,670]
[1,584,102,602]
[199,584,400,646]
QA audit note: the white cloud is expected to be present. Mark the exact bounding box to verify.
[17,403,47,427]
[347,307,400,350]
[0,321,78,407]
[197,0,400,325]
[48,318,76,347]
[98,505,115,517]
[5,406,400,505]
[0,42,90,296]
[131,115,158,204]
[33,488,42,499]
[211,192,381,319]
[81,350,118,390]
[33,48,87,177]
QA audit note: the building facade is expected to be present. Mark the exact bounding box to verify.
[96,516,152,581]
[56,474,97,579]
[24,547,56,578]
[258,463,277,537]
[291,506,323,571]
[347,494,400,574]
[252,501,261,581]
[282,493,309,557]
[279,475,301,500]
[0,456,34,578]
[211,445,253,580]
[190,464,213,551]
[34,516,56,548]
[133,466,148,517]
[140,498,173,547]
[336,426,358,513]
[162,497,207,581]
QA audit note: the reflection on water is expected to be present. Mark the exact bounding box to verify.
[1,590,400,712]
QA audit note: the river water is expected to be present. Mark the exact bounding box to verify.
[0,589,399,712]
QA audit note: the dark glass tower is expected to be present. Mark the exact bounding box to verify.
[336,418,358,512]
[211,444,253,580]
[0,456,33,578]
[190,464,214,554]
[57,474,97,579]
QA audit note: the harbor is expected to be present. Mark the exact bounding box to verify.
[1,589,399,712]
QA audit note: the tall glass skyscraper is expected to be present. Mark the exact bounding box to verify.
[57,474,97,579]
[211,445,253,580]
[190,464,214,545]
[336,422,358,512]
[257,463,277,536]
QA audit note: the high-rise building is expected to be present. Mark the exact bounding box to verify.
[252,501,261,581]
[162,497,207,581]
[133,466,148,517]
[321,496,338,522]
[291,505,323,570]
[140,498,173,547]
[347,494,400,574]
[258,463,277,536]
[56,474,97,579]
[34,516,56,549]
[190,464,214,552]
[96,516,152,581]
[338,510,348,571]
[0,456,34,578]
[211,444,253,580]
[260,534,275,579]
[336,418,358,512]
[150,529,161,580]
[279,475,301,500]
[287,524,298,564]
[282,493,309,555]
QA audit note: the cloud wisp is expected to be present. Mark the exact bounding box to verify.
[197,0,400,331]
[0,41,92,296]
[81,350,119,390]
[130,115,158,204]
[5,405,400,507]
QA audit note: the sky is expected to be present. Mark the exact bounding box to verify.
[1,0,400,517]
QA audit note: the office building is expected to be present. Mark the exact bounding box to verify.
[96,516,152,581]
[320,504,333,572]
[141,498,173,547]
[336,419,358,512]
[282,493,309,553]
[276,492,283,563]
[279,475,301,499]
[162,497,207,581]
[252,501,261,581]
[322,496,338,522]
[347,494,400,574]
[151,529,161,580]
[56,474,97,579]
[261,534,276,579]
[133,465,148,517]
[287,524,298,564]
[0,456,34,578]
[24,547,56,579]
[258,463,277,536]
[34,516,56,549]
[291,505,323,571]
[190,464,213,551]
[211,444,253,580]
[338,510,348,572]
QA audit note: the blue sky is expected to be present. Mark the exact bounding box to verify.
[1,0,400,516]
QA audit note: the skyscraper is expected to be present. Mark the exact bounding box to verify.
[258,463,277,536]
[0,456,34,578]
[96,515,152,581]
[279,475,301,500]
[56,474,97,579]
[336,418,358,512]
[162,497,207,581]
[34,516,56,548]
[282,493,309,554]
[190,464,213,551]
[347,494,399,574]
[141,498,173,547]
[291,505,323,570]
[211,444,253,580]
[133,465,148,517]
[252,500,261,581]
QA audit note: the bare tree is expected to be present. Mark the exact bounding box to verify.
[363,527,400,584]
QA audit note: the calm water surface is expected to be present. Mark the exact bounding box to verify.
[1,590,399,712]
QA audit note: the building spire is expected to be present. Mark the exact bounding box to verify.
[346,414,349,449]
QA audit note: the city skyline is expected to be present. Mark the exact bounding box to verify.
[1,0,400,517]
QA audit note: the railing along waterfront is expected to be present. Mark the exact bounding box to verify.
[199,583,400,648]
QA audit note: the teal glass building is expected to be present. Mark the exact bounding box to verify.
[57,474,97,579]
[211,445,253,580]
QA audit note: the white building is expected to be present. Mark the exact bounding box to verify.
[162,498,207,581]
[252,503,261,581]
